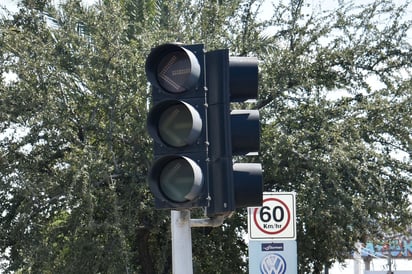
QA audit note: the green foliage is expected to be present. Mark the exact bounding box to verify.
[258,0,412,272]
[0,0,411,273]
[0,0,157,272]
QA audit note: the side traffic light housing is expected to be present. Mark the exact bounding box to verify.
[206,50,262,217]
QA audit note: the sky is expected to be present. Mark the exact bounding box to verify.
[2,0,412,273]
[332,258,412,274]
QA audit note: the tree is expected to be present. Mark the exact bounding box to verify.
[258,0,412,272]
[1,0,411,273]
[0,0,160,272]
[0,0,249,273]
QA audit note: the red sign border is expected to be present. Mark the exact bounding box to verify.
[253,197,291,235]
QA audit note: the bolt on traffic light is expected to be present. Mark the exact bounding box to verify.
[145,43,209,209]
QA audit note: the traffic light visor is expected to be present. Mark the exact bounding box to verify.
[146,44,201,93]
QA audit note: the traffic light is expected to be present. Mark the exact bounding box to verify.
[145,43,262,214]
[146,43,209,209]
[206,50,262,217]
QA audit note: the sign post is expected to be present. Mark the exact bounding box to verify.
[248,192,297,274]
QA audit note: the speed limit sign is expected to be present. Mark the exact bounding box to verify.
[248,192,296,240]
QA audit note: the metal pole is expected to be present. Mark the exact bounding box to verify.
[171,210,193,274]
[353,251,361,274]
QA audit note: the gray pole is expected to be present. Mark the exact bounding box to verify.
[171,210,193,274]
[171,210,228,273]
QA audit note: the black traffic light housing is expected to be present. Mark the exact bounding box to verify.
[146,44,209,209]
[145,43,262,214]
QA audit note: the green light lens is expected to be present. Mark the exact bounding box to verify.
[158,104,193,148]
[159,158,195,202]
[155,101,202,148]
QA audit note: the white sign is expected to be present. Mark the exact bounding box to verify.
[249,240,297,274]
[248,192,296,240]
